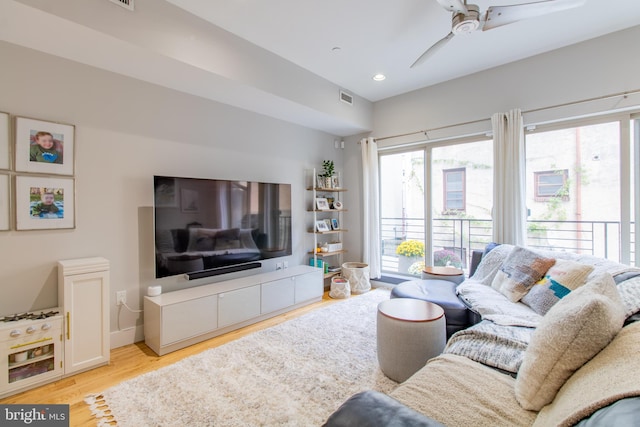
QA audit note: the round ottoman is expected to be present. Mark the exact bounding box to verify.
[377,298,446,383]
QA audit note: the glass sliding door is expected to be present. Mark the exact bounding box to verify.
[379,150,426,275]
[431,140,493,272]
[525,121,623,260]
[379,139,493,277]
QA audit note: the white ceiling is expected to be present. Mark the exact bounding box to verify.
[165,0,640,102]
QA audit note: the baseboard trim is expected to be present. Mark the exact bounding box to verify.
[110,325,145,349]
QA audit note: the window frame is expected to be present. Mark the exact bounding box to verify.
[533,169,569,202]
[442,167,466,212]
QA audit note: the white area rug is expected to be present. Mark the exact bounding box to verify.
[86,289,397,426]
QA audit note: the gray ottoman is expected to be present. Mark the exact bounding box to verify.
[377,298,446,383]
[391,279,469,338]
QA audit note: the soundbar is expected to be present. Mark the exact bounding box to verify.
[183,262,262,280]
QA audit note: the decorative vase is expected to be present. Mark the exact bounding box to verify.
[398,255,421,274]
[317,175,332,189]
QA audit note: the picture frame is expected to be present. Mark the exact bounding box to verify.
[15,117,75,176]
[16,175,75,230]
[181,188,200,213]
[154,177,177,208]
[315,220,330,232]
[0,112,9,171]
[324,219,332,230]
[331,218,340,230]
[0,174,10,231]
[332,175,340,189]
[316,197,330,210]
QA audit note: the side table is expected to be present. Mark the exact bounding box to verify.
[377,298,446,382]
[422,266,465,285]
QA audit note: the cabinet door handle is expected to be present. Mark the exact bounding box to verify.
[66,312,70,340]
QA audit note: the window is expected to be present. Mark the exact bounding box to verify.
[443,168,466,212]
[534,170,569,201]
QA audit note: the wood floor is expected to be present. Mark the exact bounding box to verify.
[0,291,338,426]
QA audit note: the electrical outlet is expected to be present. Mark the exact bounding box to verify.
[283,261,289,269]
[116,291,127,306]
[276,262,283,270]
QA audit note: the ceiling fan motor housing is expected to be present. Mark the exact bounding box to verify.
[452,3,480,34]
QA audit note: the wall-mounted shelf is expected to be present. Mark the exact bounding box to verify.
[307,168,347,283]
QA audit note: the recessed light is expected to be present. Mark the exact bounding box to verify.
[372,73,386,81]
[331,46,341,52]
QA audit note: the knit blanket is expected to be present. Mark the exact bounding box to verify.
[443,320,534,373]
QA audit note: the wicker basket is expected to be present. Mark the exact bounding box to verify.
[329,277,350,299]
[341,262,370,294]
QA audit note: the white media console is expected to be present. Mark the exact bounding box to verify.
[144,265,323,356]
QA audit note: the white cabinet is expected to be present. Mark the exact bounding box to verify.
[58,257,110,375]
[262,278,295,314]
[144,266,322,356]
[295,271,323,303]
[162,295,218,345]
[218,285,261,328]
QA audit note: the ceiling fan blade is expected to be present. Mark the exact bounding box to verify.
[411,32,455,68]
[435,0,468,14]
[483,0,586,31]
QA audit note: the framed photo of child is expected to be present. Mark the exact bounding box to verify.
[14,117,75,176]
[0,112,9,171]
[0,174,9,231]
[16,175,75,230]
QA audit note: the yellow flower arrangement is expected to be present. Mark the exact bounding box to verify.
[396,240,425,257]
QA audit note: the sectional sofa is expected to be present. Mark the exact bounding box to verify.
[325,244,640,426]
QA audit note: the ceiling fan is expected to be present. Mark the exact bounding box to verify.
[411,0,586,68]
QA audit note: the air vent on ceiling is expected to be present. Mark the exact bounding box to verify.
[108,0,134,11]
[340,90,353,106]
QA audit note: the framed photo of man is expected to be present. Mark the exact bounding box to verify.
[15,117,75,176]
[16,175,75,230]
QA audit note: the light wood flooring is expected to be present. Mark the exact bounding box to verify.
[1,291,338,426]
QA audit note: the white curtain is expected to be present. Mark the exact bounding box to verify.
[361,137,382,279]
[492,109,527,245]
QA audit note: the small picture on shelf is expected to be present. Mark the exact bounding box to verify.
[333,200,343,210]
[315,220,330,232]
[331,218,340,230]
[324,219,333,230]
[316,197,330,210]
[332,175,340,189]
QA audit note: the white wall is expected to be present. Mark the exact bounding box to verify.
[0,41,343,346]
[372,25,640,141]
[343,25,640,264]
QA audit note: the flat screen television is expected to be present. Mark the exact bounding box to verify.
[153,176,292,278]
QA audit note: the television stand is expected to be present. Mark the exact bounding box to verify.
[144,265,322,355]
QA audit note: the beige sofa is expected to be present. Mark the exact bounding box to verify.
[325,245,640,426]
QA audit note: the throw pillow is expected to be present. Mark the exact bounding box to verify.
[490,246,556,302]
[186,228,219,252]
[471,244,515,286]
[215,228,241,250]
[515,273,626,411]
[521,259,594,315]
[532,322,640,427]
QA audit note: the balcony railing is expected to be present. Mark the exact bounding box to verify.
[382,217,634,275]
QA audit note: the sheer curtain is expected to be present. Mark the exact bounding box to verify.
[361,137,382,278]
[492,109,527,245]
